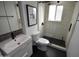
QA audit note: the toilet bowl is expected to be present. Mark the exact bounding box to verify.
[36,38,49,51]
[32,31,49,51]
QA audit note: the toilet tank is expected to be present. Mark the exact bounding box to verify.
[32,31,40,41]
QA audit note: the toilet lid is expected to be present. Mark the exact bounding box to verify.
[36,38,49,44]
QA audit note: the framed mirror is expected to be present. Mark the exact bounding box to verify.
[26,5,37,27]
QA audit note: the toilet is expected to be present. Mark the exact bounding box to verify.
[31,31,49,51]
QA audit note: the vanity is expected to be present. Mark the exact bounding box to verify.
[0,34,33,57]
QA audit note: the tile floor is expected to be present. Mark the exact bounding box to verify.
[31,45,66,57]
[31,36,66,57]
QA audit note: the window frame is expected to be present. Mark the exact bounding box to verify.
[48,4,63,22]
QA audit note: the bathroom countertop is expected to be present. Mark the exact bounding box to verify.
[0,34,31,55]
[0,38,12,48]
[0,34,30,47]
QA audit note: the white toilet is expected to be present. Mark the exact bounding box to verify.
[32,31,49,51]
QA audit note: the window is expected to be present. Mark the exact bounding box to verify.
[48,5,63,21]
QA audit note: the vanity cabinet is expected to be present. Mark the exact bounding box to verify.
[11,40,32,57]
[0,1,22,35]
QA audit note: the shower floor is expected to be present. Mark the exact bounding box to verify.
[43,36,65,48]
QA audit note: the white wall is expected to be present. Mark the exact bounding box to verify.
[43,1,75,41]
[38,3,45,37]
[19,1,38,36]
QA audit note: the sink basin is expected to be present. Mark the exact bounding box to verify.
[15,34,27,43]
[0,34,31,55]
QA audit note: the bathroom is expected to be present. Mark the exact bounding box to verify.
[0,1,79,57]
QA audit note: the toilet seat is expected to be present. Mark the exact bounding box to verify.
[36,38,49,44]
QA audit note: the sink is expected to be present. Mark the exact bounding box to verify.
[0,34,30,55]
[15,34,27,43]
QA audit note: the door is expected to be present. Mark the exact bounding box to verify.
[66,2,79,47]
[0,2,10,35]
[67,21,79,57]
[67,2,79,57]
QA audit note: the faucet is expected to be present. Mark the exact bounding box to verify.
[11,32,16,41]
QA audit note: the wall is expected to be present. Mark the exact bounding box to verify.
[38,3,45,37]
[43,1,75,41]
[19,1,38,36]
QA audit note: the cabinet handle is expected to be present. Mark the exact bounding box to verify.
[0,16,14,17]
[69,23,72,32]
